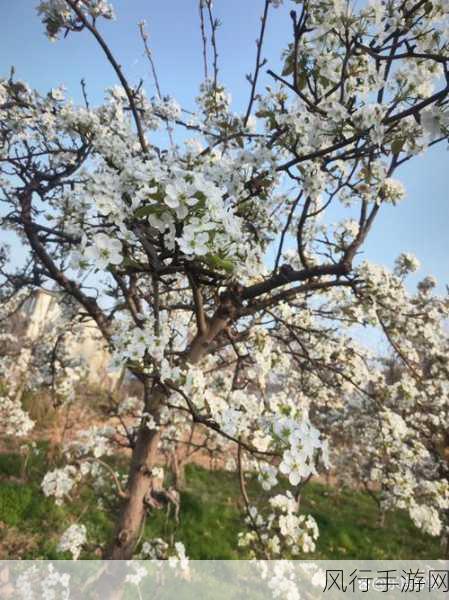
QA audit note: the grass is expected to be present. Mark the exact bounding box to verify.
[0,445,442,560]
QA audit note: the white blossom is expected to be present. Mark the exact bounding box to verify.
[57,523,87,559]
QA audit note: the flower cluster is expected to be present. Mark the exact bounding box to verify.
[139,538,189,578]
[37,0,115,41]
[238,492,319,558]
[16,564,70,600]
[276,417,330,486]
[57,523,87,559]
[41,466,78,505]
[0,394,34,437]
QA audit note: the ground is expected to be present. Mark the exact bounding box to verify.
[0,440,442,559]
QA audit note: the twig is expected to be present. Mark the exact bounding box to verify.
[205,0,219,95]
[83,457,129,499]
[80,78,90,109]
[198,0,209,81]
[243,0,270,127]
[65,0,148,153]
[187,270,208,335]
[138,20,175,148]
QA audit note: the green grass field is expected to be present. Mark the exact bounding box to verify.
[0,443,442,559]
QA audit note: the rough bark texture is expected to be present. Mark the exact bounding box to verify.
[106,427,161,559]
[105,387,164,560]
[171,448,187,491]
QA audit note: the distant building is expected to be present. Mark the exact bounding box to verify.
[8,289,120,391]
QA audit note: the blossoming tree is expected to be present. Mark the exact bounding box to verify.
[323,262,449,551]
[1,0,449,559]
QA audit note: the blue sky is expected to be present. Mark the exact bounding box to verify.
[1,0,448,294]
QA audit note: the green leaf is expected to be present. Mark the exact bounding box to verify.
[391,138,405,155]
[205,255,235,274]
[297,73,307,90]
[134,205,157,219]
[122,257,145,270]
[282,57,294,77]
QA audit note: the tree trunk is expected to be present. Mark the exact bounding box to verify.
[171,448,186,491]
[441,507,449,560]
[105,385,164,560]
[106,425,161,559]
